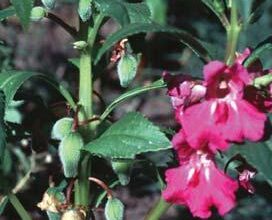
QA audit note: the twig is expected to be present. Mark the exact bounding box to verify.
[46,12,77,38]
[88,177,113,199]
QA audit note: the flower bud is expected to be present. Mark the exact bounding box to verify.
[61,209,86,220]
[78,0,92,22]
[42,0,56,10]
[52,117,73,140]
[117,53,138,87]
[111,160,133,185]
[59,132,83,178]
[73,41,88,50]
[30,7,46,21]
[105,198,124,220]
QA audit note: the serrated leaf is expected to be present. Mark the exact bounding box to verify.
[94,23,212,64]
[11,0,34,29]
[227,142,272,185]
[105,198,124,220]
[243,36,272,68]
[0,6,16,21]
[94,0,151,26]
[0,196,8,215]
[85,112,171,159]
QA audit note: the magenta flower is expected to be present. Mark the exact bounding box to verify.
[165,60,267,151]
[162,147,238,219]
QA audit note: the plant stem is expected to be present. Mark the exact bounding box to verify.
[224,0,241,65]
[144,197,171,220]
[46,12,77,38]
[8,194,32,220]
[74,14,104,211]
[75,155,92,207]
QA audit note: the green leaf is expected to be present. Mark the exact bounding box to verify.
[0,6,16,21]
[111,159,133,185]
[227,142,272,185]
[85,112,171,159]
[0,196,8,215]
[100,79,166,121]
[145,0,167,25]
[11,0,34,29]
[237,0,266,25]
[0,92,6,161]
[243,36,272,68]
[94,23,212,64]
[94,0,151,26]
[124,2,151,24]
[105,198,124,220]
[0,71,76,110]
[4,100,24,124]
[0,71,40,104]
[201,0,225,16]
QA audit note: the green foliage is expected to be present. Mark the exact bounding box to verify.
[94,0,151,26]
[0,92,5,162]
[41,0,56,10]
[10,0,34,29]
[201,0,225,17]
[117,53,138,88]
[145,0,167,25]
[227,142,272,185]
[105,198,124,220]
[0,196,8,215]
[0,6,16,21]
[85,112,171,159]
[243,36,272,68]
[59,132,84,177]
[111,159,133,185]
[78,0,92,22]
[0,71,40,104]
[94,23,212,64]
[237,0,266,25]
[51,117,73,140]
[100,79,166,120]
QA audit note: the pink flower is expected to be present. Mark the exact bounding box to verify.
[162,147,238,219]
[168,61,267,151]
[163,72,206,120]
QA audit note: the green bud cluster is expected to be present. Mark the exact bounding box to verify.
[52,118,84,178]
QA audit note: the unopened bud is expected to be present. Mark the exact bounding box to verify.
[30,7,46,21]
[61,209,86,220]
[105,198,124,220]
[52,117,73,140]
[78,0,92,22]
[59,132,83,178]
[117,54,138,87]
